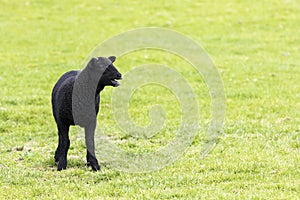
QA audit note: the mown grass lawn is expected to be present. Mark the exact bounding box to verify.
[0,0,299,199]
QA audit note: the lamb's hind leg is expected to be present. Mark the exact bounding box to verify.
[85,123,100,171]
[55,123,70,171]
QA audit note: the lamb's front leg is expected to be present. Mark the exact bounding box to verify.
[85,123,100,171]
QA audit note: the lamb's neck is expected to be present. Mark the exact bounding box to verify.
[96,85,105,94]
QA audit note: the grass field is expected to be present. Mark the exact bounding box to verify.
[0,0,299,199]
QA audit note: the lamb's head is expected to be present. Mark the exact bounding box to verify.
[89,56,122,87]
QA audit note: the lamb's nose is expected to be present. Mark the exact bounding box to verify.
[117,73,122,79]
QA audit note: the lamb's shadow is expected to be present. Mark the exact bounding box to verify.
[45,156,121,181]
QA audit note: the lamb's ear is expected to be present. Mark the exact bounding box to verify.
[108,56,116,63]
[87,57,98,70]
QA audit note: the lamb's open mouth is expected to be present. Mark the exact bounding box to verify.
[111,77,122,87]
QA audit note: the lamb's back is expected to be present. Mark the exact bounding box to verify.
[51,70,80,125]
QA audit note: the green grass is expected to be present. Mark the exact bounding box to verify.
[0,0,299,199]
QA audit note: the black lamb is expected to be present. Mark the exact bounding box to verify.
[51,56,122,171]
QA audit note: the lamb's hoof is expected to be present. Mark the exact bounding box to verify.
[87,151,100,171]
[57,159,67,171]
[87,160,100,171]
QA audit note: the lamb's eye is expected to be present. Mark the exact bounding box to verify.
[106,67,112,72]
